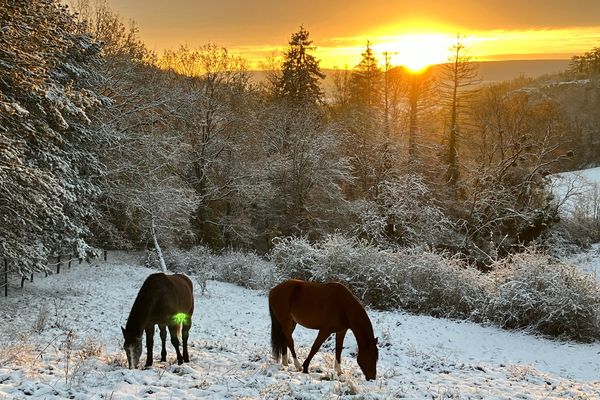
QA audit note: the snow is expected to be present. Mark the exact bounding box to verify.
[570,243,600,283]
[1,252,599,399]
[551,166,600,216]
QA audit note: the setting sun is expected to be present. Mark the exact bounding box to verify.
[373,34,455,72]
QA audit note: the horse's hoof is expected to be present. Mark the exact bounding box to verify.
[177,359,183,365]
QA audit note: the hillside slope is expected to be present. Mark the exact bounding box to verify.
[0,254,598,399]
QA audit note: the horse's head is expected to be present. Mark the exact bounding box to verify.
[121,326,143,369]
[357,336,379,380]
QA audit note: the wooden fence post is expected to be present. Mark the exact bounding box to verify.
[68,254,72,269]
[104,250,107,261]
[3,258,7,297]
[21,275,26,288]
[30,272,34,282]
[57,254,61,274]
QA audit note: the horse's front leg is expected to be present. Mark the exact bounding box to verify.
[144,326,155,367]
[167,325,184,365]
[334,329,347,376]
[159,324,167,362]
[302,330,330,373]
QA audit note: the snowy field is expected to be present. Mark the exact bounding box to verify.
[1,253,599,399]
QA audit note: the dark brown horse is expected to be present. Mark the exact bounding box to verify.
[269,279,378,380]
[121,273,194,369]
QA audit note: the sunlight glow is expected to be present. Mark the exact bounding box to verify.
[373,34,455,72]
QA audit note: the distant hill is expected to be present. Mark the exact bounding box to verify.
[475,59,570,84]
[248,59,571,90]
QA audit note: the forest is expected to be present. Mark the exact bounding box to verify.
[2,0,600,338]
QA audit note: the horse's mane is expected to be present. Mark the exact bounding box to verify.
[125,274,162,333]
[347,294,375,339]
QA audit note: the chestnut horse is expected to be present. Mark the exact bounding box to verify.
[121,273,194,369]
[269,279,378,380]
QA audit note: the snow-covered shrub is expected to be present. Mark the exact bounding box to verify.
[270,236,318,281]
[543,223,591,258]
[302,235,402,309]
[166,246,278,291]
[392,251,490,320]
[271,235,488,316]
[488,251,600,341]
[352,175,454,248]
[166,247,215,293]
[215,250,280,291]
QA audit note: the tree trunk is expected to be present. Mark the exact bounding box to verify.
[408,74,419,159]
[151,216,168,273]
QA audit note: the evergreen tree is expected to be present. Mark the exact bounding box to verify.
[275,26,325,105]
[570,46,600,76]
[0,0,104,273]
[350,41,382,108]
[439,37,480,187]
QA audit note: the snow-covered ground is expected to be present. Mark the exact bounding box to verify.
[1,253,599,399]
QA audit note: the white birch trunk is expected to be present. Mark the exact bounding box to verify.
[151,216,168,273]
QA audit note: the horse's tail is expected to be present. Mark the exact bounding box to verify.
[269,304,286,362]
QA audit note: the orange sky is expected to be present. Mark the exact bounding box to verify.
[104,0,600,69]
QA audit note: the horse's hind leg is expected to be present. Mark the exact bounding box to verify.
[182,317,192,363]
[283,321,301,371]
[167,325,184,365]
[144,326,155,367]
[279,321,294,367]
[159,324,167,362]
[334,329,347,376]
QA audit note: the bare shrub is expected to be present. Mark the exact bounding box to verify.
[32,304,50,334]
[78,336,104,359]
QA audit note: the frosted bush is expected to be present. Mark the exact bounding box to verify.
[216,250,280,291]
[270,235,488,316]
[393,251,490,320]
[167,247,215,293]
[488,251,600,341]
[352,175,454,248]
[166,246,278,291]
[169,240,600,341]
[270,236,318,281]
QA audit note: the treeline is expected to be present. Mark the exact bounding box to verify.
[1,0,599,276]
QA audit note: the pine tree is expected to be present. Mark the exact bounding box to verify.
[439,37,480,187]
[350,41,382,108]
[0,0,105,273]
[275,26,325,105]
[569,46,600,76]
